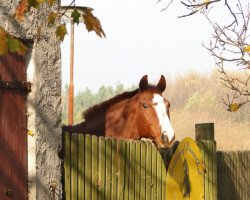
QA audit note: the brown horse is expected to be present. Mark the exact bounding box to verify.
[63,75,175,148]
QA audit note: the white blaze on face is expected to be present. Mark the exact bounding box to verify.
[152,94,175,142]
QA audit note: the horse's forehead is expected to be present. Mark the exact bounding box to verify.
[152,94,164,103]
[140,90,163,101]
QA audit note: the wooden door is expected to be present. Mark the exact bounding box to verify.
[0,53,28,199]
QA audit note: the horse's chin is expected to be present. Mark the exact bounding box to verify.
[153,137,175,149]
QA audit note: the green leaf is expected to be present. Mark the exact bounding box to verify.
[56,24,67,42]
[71,9,81,25]
[28,0,40,10]
[6,36,20,53]
[6,35,28,56]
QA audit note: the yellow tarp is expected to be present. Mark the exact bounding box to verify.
[166,137,206,200]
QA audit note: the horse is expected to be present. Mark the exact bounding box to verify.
[62,75,175,148]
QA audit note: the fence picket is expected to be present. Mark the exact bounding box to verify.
[71,133,78,200]
[98,137,105,200]
[78,134,85,200]
[63,132,71,200]
[145,142,152,200]
[84,135,92,199]
[135,141,141,200]
[129,141,136,200]
[111,139,118,200]
[105,139,112,200]
[92,136,98,200]
[117,139,126,200]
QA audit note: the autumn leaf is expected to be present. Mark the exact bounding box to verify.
[6,35,28,56]
[28,130,34,136]
[56,24,67,42]
[28,0,40,9]
[14,0,40,22]
[243,45,250,53]
[71,9,81,25]
[47,0,56,6]
[0,29,7,55]
[48,12,58,26]
[228,103,239,112]
[82,8,106,38]
[14,0,29,22]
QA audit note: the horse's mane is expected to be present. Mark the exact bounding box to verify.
[83,88,140,120]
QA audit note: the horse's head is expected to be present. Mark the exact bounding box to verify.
[137,75,175,148]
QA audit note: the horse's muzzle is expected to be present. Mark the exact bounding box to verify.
[161,133,175,147]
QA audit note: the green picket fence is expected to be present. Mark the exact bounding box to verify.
[217,151,250,200]
[63,132,172,200]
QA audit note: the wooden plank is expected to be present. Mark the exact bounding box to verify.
[111,139,118,200]
[156,147,162,200]
[105,138,112,200]
[217,152,222,200]
[129,141,136,200]
[117,139,126,200]
[208,141,213,200]
[197,140,206,200]
[151,144,157,200]
[92,136,98,200]
[124,141,130,200]
[135,141,141,200]
[64,132,71,200]
[212,141,217,200]
[85,134,92,200]
[145,142,152,200]
[98,137,106,200]
[78,134,85,200]
[140,141,146,200]
[160,148,167,200]
[224,153,228,200]
[71,133,78,200]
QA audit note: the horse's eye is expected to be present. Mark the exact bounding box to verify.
[142,103,148,108]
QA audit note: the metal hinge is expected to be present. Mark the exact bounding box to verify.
[0,80,31,92]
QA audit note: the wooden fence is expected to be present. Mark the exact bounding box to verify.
[63,133,173,200]
[62,123,250,200]
[217,151,250,200]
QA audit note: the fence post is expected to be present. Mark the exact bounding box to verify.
[195,123,217,200]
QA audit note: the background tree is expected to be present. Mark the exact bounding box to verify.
[1,0,249,111]
[160,0,250,111]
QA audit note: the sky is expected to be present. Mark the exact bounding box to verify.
[61,0,217,93]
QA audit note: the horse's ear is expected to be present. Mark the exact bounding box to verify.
[139,75,148,91]
[157,75,166,92]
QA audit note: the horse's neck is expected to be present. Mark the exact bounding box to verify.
[106,95,139,139]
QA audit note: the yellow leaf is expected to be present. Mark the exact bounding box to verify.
[243,45,250,53]
[47,12,58,26]
[229,103,239,112]
[28,130,34,137]
[56,24,67,42]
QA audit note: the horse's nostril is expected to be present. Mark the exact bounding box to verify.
[161,133,169,144]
